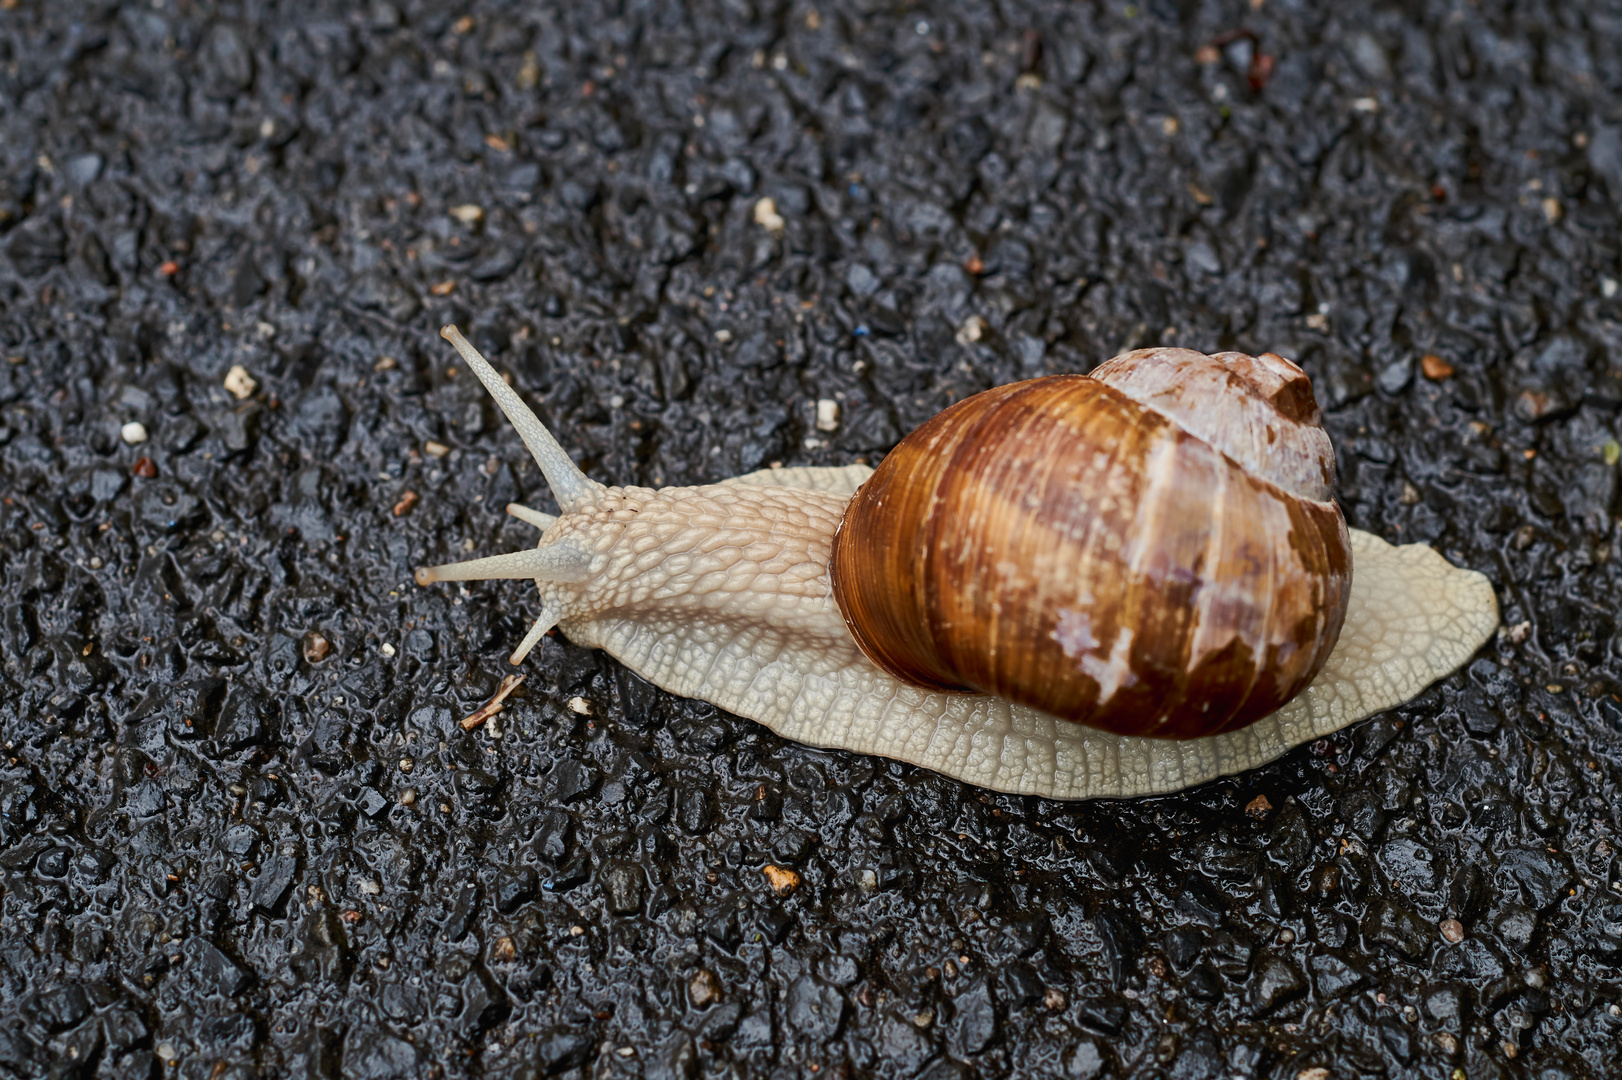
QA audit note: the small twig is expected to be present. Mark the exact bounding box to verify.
[461,673,526,730]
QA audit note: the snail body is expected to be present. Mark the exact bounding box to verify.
[414,327,1498,799]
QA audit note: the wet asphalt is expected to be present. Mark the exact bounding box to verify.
[2,2,1622,1078]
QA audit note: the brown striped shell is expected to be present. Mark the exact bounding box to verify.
[828,349,1352,740]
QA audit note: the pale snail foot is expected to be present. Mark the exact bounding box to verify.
[585,467,1497,800]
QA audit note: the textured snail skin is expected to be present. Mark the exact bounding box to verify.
[414,328,1499,800]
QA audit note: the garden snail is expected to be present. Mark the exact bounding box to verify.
[414,326,1498,799]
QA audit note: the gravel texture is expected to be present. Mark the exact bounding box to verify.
[3,1,1622,1078]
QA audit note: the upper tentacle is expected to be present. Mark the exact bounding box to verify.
[440,324,604,512]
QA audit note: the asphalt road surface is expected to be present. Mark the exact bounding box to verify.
[2,2,1621,1078]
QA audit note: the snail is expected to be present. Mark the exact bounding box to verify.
[413,326,1497,800]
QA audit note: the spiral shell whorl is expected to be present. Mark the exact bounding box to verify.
[830,355,1352,740]
[1090,348,1337,502]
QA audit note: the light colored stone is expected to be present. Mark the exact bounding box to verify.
[816,399,840,432]
[753,197,785,231]
[224,365,256,400]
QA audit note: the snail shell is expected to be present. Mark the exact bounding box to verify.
[830,351,1351,739]
[412,328,1499,800]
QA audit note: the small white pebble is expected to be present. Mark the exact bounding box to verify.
[425,440,450,458]
[255,321,277,339]
[955,316,985,346]
[381,643,396,657]
[753,197,785,231]
[120,421,148,445]
[816,399,840,432]
[359,878,382,895]
[224,365,257,400]
[1542,197,1562,224]
[259,118,275,138]
[715,329,733,343]
[608,394,625,409]
[1603,277,1618,299]
[450,203,484,224]
[156,1044,177,1062]
[570,925,586,936]
[568,696,592,716]
[1610,1003,1621,1016]
[616,1047,636,1058]
[1352,97,1379,113]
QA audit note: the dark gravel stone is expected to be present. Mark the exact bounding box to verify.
[531,808,574,864]
[494,867,538,915]
[27,984,88,1033]
[1362,899,1434,961]
[647,1031,698,1080]
[188,939,252,998]
[998,962,1045,1009]
[599,860,645,916]
[1587,899,1622,960]
[871,1010,937,1075]
[1308,953,1372,998]
[1498,846,1576,910]
[246,854,297,916]
[786,975,845,1040]
[946,978,997,1057]
[549,760,598,804]
[1495,905,1539,951]
[1247,954,1306,1015]
[1166,1030,1222,1080]
[35,846,69,878]
[529,1028,597,1075]
[1423,982,1470,1030]
[344,1025,423,1078]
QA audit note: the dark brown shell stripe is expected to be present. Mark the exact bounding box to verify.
[830,373,1352,740]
